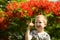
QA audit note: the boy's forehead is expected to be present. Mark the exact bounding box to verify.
[35,15,45,21]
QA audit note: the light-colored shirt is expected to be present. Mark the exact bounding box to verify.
[29,30,51,40]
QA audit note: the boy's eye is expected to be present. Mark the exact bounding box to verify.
[35,22,42,23]
[39,22,42,23]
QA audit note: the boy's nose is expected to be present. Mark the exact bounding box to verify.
[36,23,40,26]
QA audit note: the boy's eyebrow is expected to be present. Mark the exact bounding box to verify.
[35,21,42,22]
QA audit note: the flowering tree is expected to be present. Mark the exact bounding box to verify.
[0,0,60,40]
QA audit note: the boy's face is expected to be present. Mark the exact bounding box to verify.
[35,17,46,30]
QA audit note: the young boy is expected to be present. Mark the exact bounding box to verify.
[25,15,51,40]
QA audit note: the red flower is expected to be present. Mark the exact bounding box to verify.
[20,12,25,17]
[54,11,59,16]
[0,22,9,30]
[5,11,13,17]
[28,11,33,17]
[49,2,60,16]
[0,12,5,23]
[0,17,10,30]
[20,2,31,11]
[19,2,23,8]
[6,2,18,10]
[30,0,37,1]
[6,4,11,10]
[44,9,51,13]
[35,1,41,8]
[0,17,5,23]
[39,0,49,9]
[55,2,60,11]
[28,1,36,7]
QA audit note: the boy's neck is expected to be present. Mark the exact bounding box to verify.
[37,28,44,33]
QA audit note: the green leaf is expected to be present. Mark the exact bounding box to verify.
[21,0,27,2]
[45,13,54,18]
[10,0,27,2]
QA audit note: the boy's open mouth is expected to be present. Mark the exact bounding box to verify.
[36,26,41,28]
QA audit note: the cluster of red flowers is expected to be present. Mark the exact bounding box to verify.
[0,12,10,30]
[6,2,19,11]
[6,0,60,17]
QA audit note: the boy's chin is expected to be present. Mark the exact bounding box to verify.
[36,26,41,28]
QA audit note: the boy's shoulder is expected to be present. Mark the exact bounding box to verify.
[30,30,50,36]
[42,31,50,38]
[30,30,48,34]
